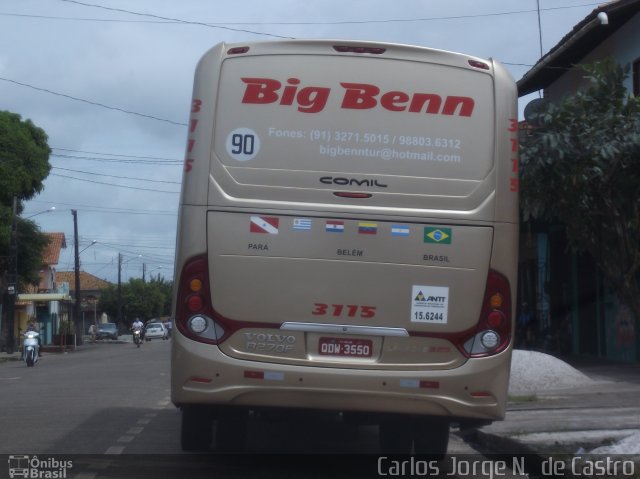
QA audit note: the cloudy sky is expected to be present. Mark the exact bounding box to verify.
[1,0,602,284]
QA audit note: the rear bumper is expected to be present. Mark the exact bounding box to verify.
[171,332,512,421]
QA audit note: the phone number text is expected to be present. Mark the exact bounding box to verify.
[310,130,461,149]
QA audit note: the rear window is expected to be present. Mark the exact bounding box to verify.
[214,54,494,181]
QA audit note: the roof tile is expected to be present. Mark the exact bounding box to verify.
[42,233,67,266]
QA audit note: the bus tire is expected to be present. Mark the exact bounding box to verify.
[214,409,248,453]
[379,415,413,454]
[413,418,449,459]
[181,405,213,451]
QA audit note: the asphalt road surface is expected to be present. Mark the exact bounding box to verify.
[0,339,529,479]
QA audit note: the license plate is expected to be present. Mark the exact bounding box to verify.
[318,337,373,358]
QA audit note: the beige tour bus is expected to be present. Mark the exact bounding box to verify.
[172,39,519,455]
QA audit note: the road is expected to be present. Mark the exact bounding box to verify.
[0,340,530,479]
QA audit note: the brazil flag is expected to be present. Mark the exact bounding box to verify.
[424,227,452,244]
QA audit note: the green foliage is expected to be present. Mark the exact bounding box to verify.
[0,111,52,291]
[0,111,51,205]
[99,277,173,326]
[16,218,52,286]
[520,59,640,318]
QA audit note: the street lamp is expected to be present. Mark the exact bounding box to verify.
[143,265,162,283]
[79,240,97,255]
[25,206,55,219]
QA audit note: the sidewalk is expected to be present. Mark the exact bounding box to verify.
[471,350,640,458]
[0,336,132,363]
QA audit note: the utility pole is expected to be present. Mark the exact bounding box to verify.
[72,210,82,346]
[142,263,146,283]
[4,197,18,354]
[117,253,122,326]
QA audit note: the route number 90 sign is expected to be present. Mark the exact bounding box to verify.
[226,128,260,161]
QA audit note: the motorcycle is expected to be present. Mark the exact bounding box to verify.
[23,331,40,367]
[133,329,143,348]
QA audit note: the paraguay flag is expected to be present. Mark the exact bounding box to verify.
[325,220,344,233]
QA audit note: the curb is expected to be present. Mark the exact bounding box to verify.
[0,355,21,363]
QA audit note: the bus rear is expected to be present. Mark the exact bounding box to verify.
[172,40,518,455]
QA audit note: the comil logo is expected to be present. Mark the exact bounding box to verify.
[8,455,73,478]
[319,176,388,188]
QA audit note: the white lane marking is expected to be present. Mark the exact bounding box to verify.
[104,446,124,455]
[73,473,97,479]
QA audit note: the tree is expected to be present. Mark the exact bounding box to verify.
[520,59,640,325]
[99,276,173,327]
[0,111,52,351]
[0,111,52,290]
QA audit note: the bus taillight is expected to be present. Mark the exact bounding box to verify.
[176,254,227,344]
[461,269,512,358]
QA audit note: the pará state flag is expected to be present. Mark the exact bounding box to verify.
[250,216,279,234]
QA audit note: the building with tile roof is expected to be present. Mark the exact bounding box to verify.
[38,232,67,293]
[15,232,73,347]
[55,271,112,330]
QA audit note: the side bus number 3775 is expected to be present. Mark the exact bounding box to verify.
[312,303,377,318]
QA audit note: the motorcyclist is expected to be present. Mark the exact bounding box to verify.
[131,318,144,343]
[25,319,42,356]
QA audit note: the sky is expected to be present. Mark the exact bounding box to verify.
[0,0,603,285]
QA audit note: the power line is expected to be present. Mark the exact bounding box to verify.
[97,241,175,251]
[52,147,178,162]
[50,173,180,193]
[58,0,294,39]
[26,199,176,216]
[51,153,182,165]
[6,2,601,26]
[52,166,181,185]
[0,76,187,126]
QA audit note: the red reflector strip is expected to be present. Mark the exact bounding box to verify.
[244,370,264,379]
[333,45,386,54]
[470,391,493,398]
[228,46,250,55]
[420,380,440,389]
[400,379,440,389]
[333,192,372,199]
[189,376,212,384]
[468,59,490,70]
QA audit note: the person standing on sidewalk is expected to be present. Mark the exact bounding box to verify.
[88,323,96,343]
